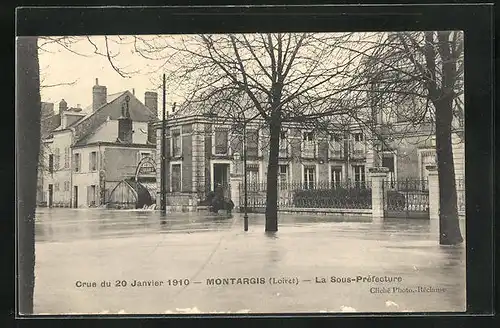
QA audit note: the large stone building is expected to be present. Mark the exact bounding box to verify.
[37,79,159,208]
[154,114,378,208]
[154,111,464,210]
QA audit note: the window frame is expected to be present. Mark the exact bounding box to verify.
[171,129,182,158]
[330,165,343,188]
[245,129,259,157]
[352,132,364,142]
[89,151,98,172]
[73,153,81,173]
[213,128,229,155]
[353,165,366,186]
[170,162,182,192]
[303,165,316,190]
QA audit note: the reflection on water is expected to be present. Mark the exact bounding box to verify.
[33,208,466,314]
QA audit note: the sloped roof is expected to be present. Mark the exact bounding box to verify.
[40,114,61,139]
[72,91,157,146]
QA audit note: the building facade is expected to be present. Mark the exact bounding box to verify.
[37,79,158,208]
[155,115,379,208]
[155,113,465,209]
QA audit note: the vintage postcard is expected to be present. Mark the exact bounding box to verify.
[16,31,466,315]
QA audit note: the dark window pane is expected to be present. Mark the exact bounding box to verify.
[382,155,395,171]
[215,130,228,154]
[171,164,181,192]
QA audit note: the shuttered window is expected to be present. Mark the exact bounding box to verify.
[246,130,259,157]
[215,129,228,155]
[74,153,81,172]
[171,164,181,192]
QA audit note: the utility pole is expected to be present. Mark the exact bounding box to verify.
[243,120,248,231]
[161,74,167,215]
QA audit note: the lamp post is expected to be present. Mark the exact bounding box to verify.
[242,121,249,231]
[160,74,167,215]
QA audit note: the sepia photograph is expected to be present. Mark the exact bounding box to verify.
[17,30,467,315]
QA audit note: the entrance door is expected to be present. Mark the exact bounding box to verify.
[73,186,78,208]
[48,184,53,207]
[213,163,229,189]
[88,185,96,207]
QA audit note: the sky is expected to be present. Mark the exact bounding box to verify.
[37,33,384,117]
[38,36,177,117]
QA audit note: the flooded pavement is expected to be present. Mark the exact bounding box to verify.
[32,208,466,315]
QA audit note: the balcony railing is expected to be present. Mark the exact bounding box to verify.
[328,143,343,160]
[279,142,289,157]
[350,141,366,159]
[302,142,315,158]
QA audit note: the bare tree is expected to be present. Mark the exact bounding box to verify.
[17,36,41,314]
[124,33,378,231]
[353,31,464,245]
[17,36,83,314]
[38,33,464,242]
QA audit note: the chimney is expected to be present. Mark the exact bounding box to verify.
[144,91,158,144]
[92,78,107,111]
[144,91,158,118]
[118,95,133,143]
[41,102,54,119]
[58,99,68,117]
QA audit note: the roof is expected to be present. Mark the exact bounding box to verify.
[72,91,157,146]
[40,114,61,138]
[71,141,156,149]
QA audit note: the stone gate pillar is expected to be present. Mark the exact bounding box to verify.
[426,164,439,220]
[369,167,389,223]
[230,152,243,211]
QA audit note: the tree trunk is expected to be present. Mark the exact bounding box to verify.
[343,129,350,181]
[434,98,463,245]
[265,109,281,232]
[17,36,41,314]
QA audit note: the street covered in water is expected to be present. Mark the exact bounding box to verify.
[33,208,466,314]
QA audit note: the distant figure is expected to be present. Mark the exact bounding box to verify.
[224,199,235,214]
[208,183,234,214]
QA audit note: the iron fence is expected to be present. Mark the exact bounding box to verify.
[456,179,465,213]
[384,179,429,214]
[239,180,372,210]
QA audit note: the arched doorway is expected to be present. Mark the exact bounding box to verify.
[107,179,154,209]
[134,155,158,206]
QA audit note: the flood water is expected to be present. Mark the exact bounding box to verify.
[32,208,466,315]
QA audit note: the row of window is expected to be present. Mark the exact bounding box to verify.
[48,147,71,172]
[169,129,365,158]
[48,151,153,173]
[302,165,366,189]
[52,181,71,192]
[72,152,97,173]
[168,163,367,192]
[49,151,96,173]
[46,184,99,207]
[303,131,364,142]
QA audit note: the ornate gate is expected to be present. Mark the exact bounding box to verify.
[383,179,430,219]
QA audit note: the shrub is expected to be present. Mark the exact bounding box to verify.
[293,187,372,209]
[386,191,406,210]
[292,188,407,210]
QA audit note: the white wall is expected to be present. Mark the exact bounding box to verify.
[132,121,149,144]
[42,130,73,205]
[83,120,149,145]
[72,145,101,207]
[85,120,118,143]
